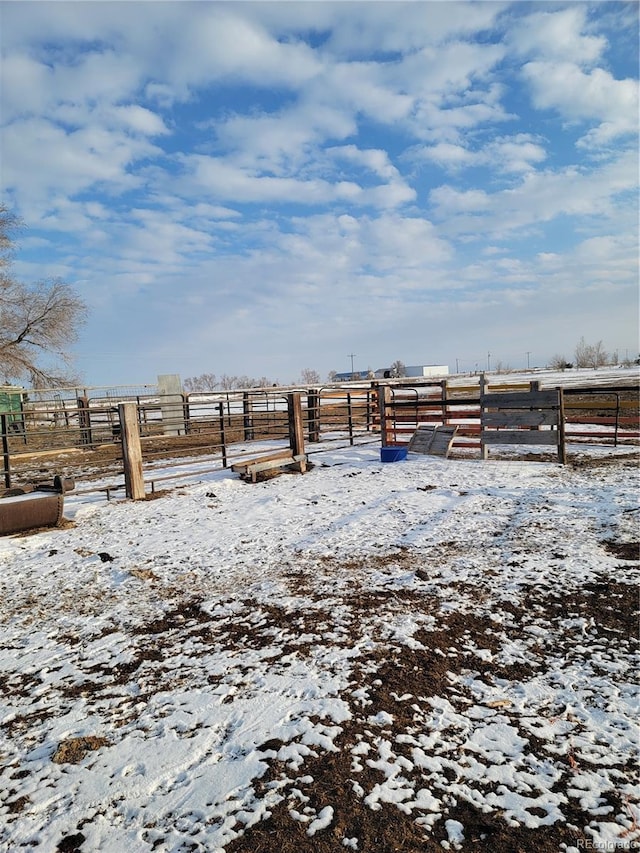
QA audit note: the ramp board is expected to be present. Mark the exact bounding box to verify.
[408,425,458,458]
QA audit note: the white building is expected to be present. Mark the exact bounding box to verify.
[375,365,449,379]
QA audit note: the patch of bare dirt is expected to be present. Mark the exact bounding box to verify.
[602,539,639,561]
[51,735,110,764]
[56,832,86,852]
[11,517,75,538]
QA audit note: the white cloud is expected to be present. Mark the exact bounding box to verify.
[509,6,607,64]
[323,60,414,124]
[329,145,402,181]
[2,118,158,214]
[417,142,475,169]
[319,2,507,56]
[108,105,169,136]
[165,7,322,93]
[509,7,637,150]
[398,42,510,142]
[429,186,491,214]
[1,48,145,125]
[430,149,638,239]
[175,148,415,210]
[210,103,356,174]
[0,53,53,119]
[417,134,546,174]
[522,61,639,143]
[177,154,359,205]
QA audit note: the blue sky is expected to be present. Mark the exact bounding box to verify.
[1,1,638,386]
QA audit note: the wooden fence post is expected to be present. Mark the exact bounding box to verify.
[288,392,307,472]
[118,402,145,500]
[378,384,393,446]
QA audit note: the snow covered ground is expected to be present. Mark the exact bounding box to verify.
[0,442,638,852]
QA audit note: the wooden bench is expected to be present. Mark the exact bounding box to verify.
[231,450,308,483]
[480,389,566,463]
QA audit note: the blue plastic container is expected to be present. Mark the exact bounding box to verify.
[380,446,408,463]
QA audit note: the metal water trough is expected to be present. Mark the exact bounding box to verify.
[0,475,74,536]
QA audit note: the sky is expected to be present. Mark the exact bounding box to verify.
[1,1,638,387]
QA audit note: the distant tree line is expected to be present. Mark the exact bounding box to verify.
[548,337,637,371]
[184,368,332,391]
[184,373,277,392]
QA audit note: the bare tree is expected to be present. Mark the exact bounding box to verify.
[548,354,572,371]
[218,375,237,390]
[390,360,406,378]
[184,373,218,392]
[0,206,87,387]
[574,337,608,369]
[589,340,609,368]
[299,368,321,385]
[0,206,19,267]
[216,374,276,390]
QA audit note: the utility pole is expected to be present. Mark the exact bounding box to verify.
[455,358,459,373]
[526,351,531,370]
[487,351,491,372]
[348,353,356,376]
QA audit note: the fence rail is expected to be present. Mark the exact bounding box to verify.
[1,379,638,493]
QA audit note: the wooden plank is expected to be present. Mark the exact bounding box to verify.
[566,416,638,425]
[231,449,294,474]
[564,400,638,410]
[486,383,530,393]
[11,447,88,461]
[481,390,559,408]
[482,411,558,427]
[119,402,145,500]
[244,454,307,482]
[247,456,295,475]
[242,453,306,474]
[288,393,306,466]
[378,385,393,447]
[480,430,559,446]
